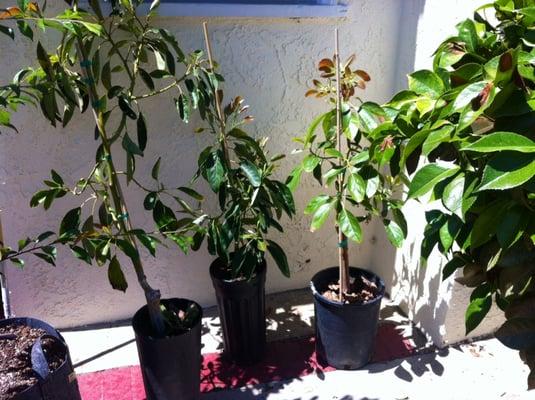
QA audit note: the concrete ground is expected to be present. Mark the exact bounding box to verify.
[62,289,531,400]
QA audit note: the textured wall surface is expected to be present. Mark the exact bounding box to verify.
[0,0,405,328]
[0,0,500,342]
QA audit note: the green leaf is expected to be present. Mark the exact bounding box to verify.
[153,200,177,231]
[442,173,465,218]
[118,96,137,119]
[462,132,535,153]
[144,192,157,210]
[101,61,111,90]
[177,187,203,201]
[384,219,404,248]
[339,208,362,243]
[80,22,103,36]
[302,155,320,172]
[408,164,460,199]
[139,68,155,91]
[286,166,303,192]
[478,152,535,191]
[465,284,492,334]
[347,173,366,203]
[304,112,327,145]
[137,113,147,152]
[470,200,508,248]
[108,256,128,292]
[304,195,331,215]
[457,19,479,53]
[422,125,454,156]
[59,207,81,236]
[408,70,445,99]
[267,240,290,278]
[175,95,190,123]
[0,25,14,40]
[151,157,161,180]
[497,205,527,249]
[310,199,335,232]
[496,318,535,351]
[16,20,33,40]
[206,152,225,191]
[442,255,466,280]
[70,245,91,265]
[122,132,143,156]
[240,161,262,187]
[452,81,488,111]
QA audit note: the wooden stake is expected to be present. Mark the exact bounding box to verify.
[335,29,349,302]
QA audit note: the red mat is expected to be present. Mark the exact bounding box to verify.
[78,323,413,399]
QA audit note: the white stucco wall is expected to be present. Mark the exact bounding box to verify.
[0,0,501,342]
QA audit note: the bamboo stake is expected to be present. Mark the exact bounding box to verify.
[335,29,349,302]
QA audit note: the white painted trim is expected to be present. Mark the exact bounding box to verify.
[83,2,348,18]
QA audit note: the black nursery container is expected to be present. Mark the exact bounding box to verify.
[0,317,82,400]
[210,257,267,365]
[132,298,202,400]
[311,266,385,370]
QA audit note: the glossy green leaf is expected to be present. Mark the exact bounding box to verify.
[310,199,335,232]
[384,219,404,248]
[108,256,128,292]
[240,161,261,187]
[408,164,460,199]
[457,18,479,53]
[338,208,362,243]
[462,132,535,153]
[304,195,331,215]
[137,113,147,152]
[478,152,535,191]
[442,173,465,217]
[151,157,161,180]
[347,173,366,203]
[465,284,492,334]
[408,70,445,99]
[267,240,290,278]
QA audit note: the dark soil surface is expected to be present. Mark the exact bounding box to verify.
[322,274,380,303]
[0,324,65,399]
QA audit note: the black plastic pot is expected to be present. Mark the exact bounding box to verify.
[210,257,267,365]
[311,266,385,370]
[132,298,202,400]
[0,317,81,400]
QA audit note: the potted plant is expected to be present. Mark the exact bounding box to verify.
[381,0,535,389]
[288,31,407,369]
[176,23,295,365]
[0,1,213,398]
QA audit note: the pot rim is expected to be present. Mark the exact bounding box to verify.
[310,266,385,308]
[132,297,203,340]
[209,255,267,283]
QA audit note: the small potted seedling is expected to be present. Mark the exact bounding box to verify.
[178,24,295,365]
[288,30,407,369]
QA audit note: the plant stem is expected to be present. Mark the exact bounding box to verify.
[75,38,165,336]
[334,29,350,301]
[202,22,231,170]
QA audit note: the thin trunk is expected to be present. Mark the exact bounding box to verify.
[75,39,165,336]
[334,29,350,302]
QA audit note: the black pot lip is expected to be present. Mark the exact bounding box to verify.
[209,255,267,283]
[132,297,203,340]
[310,266,385,308]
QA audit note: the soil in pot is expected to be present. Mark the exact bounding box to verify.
[321,274,380,303]
[0,324,65,399]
